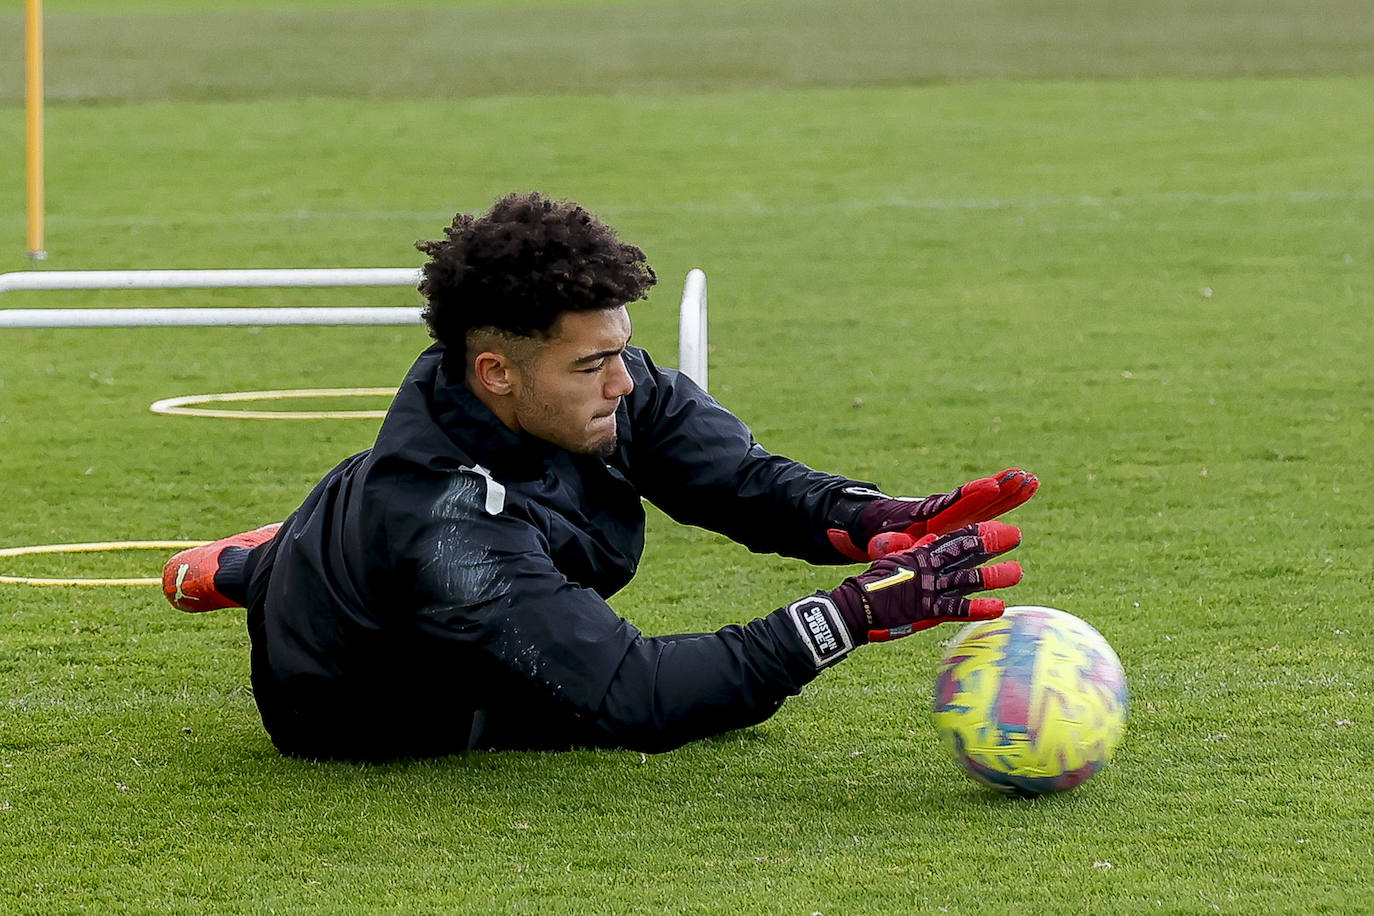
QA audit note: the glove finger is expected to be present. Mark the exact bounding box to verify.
[931,594,1007,624]
[938,560,1023,595]
[916,468,1037,536]
[867,530,917,560]
[925,521,1022,571]
[911,475,1002,537]
[826,528,870,563]
[977,470,1039,520]
[967,597,1007,621]
[869,594,1003,640]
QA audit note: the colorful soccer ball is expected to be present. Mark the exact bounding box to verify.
[932,605,1128,796]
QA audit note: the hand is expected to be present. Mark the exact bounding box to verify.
[829,521,1023,643]
[827,468,1037,562]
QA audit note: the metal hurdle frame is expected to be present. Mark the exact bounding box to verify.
[0,267,709,389]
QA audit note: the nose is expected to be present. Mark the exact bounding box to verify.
[604,353,634,400]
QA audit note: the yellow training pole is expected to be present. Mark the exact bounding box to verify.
[25,0,48,261]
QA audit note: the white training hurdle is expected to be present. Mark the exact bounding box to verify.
[0,267,709,388]
[0,307,420,328]
[677,268,708,392]
[0,267,420,293]
[0,268,421,327]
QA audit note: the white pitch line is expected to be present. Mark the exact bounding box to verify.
[0,540,204,588]
[150,387,396,420]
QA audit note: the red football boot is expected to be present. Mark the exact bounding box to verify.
[162,523,282,612]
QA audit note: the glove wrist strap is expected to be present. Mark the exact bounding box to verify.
[783,593,856,668]
[825,488,886,533]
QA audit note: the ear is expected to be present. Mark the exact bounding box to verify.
[470,350,518,396]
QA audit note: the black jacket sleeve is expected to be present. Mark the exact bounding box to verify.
[620,347,872,565]
[409,469,854,753]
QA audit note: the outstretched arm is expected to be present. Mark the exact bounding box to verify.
[414,500,1025,753]
[621,348,1037,566]
[620,347,876,564]
[596,522,1025,750]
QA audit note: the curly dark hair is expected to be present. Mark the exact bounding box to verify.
[416,192,657,362]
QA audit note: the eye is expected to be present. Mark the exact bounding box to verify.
[580,362,605,374]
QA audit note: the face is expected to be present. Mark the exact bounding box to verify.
[509,307,635,456]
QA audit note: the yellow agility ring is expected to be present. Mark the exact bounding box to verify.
[0,541,203,587]
[149,387,395,420]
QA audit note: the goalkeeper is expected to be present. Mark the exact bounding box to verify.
[162,191,1037,759]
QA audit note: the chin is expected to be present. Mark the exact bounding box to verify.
[587,429,619,457]
[585,417,618,456]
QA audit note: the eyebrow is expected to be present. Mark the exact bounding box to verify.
[571,336,632,366]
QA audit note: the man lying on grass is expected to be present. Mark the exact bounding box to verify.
[162,191,1036,759]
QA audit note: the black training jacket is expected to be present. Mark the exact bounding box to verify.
[245,343,868,758]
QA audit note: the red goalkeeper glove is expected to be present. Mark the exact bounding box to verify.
[828,521,1023,643]
[826,468,1038,562]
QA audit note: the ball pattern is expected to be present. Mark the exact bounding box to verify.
[932,606,1128,795]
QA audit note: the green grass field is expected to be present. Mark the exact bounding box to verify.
[2,1,1373,912]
